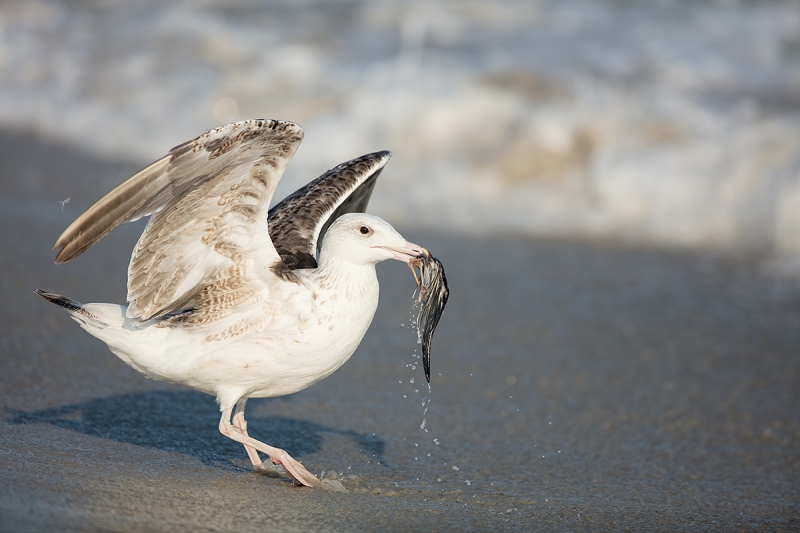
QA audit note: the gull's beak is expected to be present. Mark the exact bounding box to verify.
[377,241,422,264]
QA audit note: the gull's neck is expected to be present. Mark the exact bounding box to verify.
[312,252,379,300]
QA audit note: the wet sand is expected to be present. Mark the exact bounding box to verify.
[1,130,798,531]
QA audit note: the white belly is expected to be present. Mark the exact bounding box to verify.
[99,269,380,407]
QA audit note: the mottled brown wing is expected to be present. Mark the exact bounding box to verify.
[267,151,391,269]
[52,119,304,321]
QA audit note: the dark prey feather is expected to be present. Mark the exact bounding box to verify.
[411,250,449,383]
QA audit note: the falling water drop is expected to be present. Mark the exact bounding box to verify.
[423,382,432,415]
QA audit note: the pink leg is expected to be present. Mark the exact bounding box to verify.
[232,398,263,470]
[219,404,321,488]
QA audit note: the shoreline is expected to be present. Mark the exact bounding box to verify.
[1,130,798,531]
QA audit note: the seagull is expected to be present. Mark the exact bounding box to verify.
[36,119,424,488]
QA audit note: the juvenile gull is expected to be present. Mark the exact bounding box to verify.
[36,119,425,488]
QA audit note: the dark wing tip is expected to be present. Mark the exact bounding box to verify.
[53,244,76,264]
[53,233,95,264]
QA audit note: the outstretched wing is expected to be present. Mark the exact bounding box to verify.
[267,151,391,269]
[53,119,304,321]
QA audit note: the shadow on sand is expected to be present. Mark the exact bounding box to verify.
[6,390,385,468]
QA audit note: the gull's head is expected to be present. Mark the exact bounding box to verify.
[321,213,421,267]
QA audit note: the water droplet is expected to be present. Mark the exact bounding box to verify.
[410,377,415,384]
[414,443,418,447]
[465,480,471,486]
[398,380,402,384]
[412,365,416,370]
[452,465,459,471]
[420,419,427,430]
[403,395,407,398]
[433,438,440,445]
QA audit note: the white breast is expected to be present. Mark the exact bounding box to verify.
[104,259,382,407]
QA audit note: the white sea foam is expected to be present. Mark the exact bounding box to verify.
[1,0,799,269]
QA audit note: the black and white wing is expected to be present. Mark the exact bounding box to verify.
[267,151,391,269]
[52,119,304,321]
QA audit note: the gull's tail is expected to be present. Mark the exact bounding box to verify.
[34,289,126,329]
[34,290,166,373]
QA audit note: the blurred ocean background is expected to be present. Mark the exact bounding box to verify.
[1,0,799,271]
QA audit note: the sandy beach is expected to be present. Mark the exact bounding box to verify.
[0,130,798,531]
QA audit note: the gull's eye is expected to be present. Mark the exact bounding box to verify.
[360,226,371,235]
